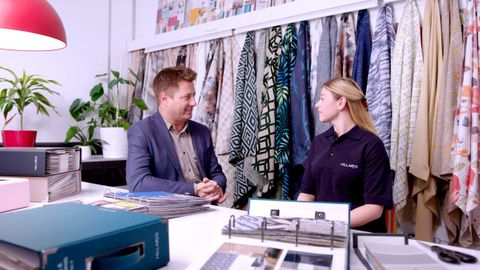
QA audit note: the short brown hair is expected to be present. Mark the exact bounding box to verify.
[152,66,197,99]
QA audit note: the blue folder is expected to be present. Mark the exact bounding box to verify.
[0,203,169,269]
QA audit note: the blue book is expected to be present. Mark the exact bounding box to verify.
[0,203,169,269]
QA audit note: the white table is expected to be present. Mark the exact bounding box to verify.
[30,182,480,269]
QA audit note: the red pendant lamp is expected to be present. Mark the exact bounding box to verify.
[0,0,67,51]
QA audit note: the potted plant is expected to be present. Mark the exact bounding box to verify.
[69,70,147,158]
[64,118,101,161]
[0,66,60,147]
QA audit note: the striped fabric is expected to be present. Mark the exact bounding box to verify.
[275,24,297,199]
[365,3,395,156]
[390,0,423,213]
[229,32,259,206]
[253,26,283,197]
[313,16,337,136]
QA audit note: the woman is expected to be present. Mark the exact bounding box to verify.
[298,78,392,232]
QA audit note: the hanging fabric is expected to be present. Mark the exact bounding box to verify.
[195,39,224,137]
[129,50,147,123]
[431,0,463,179]
[290,21,314,196]
[390,0,423,230]
[333,12,356,78]
[141,51,166,119]
[451,0,480,248]
[365,3,395,156]
[216,37,241,208]
[352,9,372,93]
[309,18,322,107]
[229,32,259,207]
[275,23,297,200]
[431,0,463,245]
[253,26,283,197]
[255,31,268,113]
[313,16,337,136]
[409,0,443,242]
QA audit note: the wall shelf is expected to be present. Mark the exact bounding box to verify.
[127,0,380,53]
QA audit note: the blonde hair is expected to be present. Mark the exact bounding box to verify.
[322,78,377,135]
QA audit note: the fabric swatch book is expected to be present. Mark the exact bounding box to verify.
[93,191,212,219]
[0,203,169,270]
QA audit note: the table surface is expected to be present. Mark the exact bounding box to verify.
[30,182,480,269]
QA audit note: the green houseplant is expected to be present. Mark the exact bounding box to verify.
[0,66,60,147]
[68,70,147,158]
[64,119,102,159]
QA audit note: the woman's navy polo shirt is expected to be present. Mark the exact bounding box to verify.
[300,125,393,232]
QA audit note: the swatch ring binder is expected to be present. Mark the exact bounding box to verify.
[228,215,235,239]
[225,215,337,250]
[261,217,267,242]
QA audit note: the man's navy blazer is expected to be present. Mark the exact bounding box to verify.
[126,112,227,195]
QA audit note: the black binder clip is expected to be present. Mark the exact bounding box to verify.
[330,221,335,250]
[261,217,267,242]
[228,215,236,239]
[270,209,280,217]
[295,218,300,247]
[314,211,325,220]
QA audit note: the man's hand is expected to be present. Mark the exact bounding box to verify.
[196,178,227,204]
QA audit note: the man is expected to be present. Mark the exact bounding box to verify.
[126,66,227,203]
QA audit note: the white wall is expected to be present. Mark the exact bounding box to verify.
[0,0,133,142]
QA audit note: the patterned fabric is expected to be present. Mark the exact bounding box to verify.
[253,26,283,197]
[195,39,224,137]
[352,9,372,93]
[255,31,268,113]
[291,21,313,166]
[410,0,443,242]
[365,3,395,156]
[390,0,423,212]
[129,50,147,123]
[229,32,258,205]
[333,12,356,78]
[216,37,240,208]
[451,0,480,247]
[142,51,166,119]
[431,0,463,178]
[313,16,337,136]
[275,24,297,199]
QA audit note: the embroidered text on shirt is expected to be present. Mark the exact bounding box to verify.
[340,163,358,169]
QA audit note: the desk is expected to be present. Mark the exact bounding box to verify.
[33,183,480,269]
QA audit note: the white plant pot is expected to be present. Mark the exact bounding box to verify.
[99,127,128,159]
[78,145,91,161]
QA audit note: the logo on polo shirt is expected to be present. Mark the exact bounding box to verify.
[340,162,358,169]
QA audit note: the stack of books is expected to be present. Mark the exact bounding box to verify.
[84,191,212,219]
[0,147,82,203]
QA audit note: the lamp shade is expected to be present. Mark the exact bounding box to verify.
[0,0,67,51]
